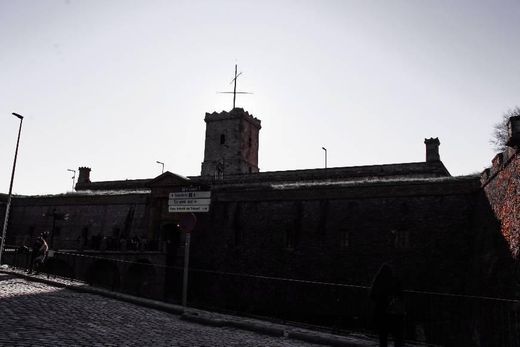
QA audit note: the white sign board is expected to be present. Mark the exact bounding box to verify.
[169,205,210,213]
[169,191,211,213]
[169,198,210,206]
[169,191,211,199]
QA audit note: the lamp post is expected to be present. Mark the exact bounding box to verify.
[322,147,327,169]
[156,161,164,174]
[67,169,76,191]
[0,112,24,265]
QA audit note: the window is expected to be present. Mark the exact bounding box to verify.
[340,230,350,249]
[220,134,226,145]
[287,203,302,249]
[234,227,242,246]
[232,203,242,246]
[53,227,61,237]
[393,229,410,249]
[286,227,295,250]
[81,227,89,249]
[318,200,329,234]
[112,227,120,238]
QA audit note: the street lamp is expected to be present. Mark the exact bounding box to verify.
[0,112,24,265]
[67,169,76,191]
[156,161,164,174]
[322,147,327,169]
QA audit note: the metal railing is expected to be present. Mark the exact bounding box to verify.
[2,246,519,346]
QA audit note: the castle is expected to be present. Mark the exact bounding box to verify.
[2,107,519,345]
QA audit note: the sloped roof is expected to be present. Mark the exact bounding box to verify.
[190,161,451,186]
[75,171,191,191]
[74,161,451,192]
[75,178,151,191]
[149,171,190,187]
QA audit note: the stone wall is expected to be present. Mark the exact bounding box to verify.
[7,193,151,250]
[190,177,482,293]
[179,176,494,341]
[482,147,520,260]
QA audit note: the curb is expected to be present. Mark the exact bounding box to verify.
[227,320,285,337]
[72,285,185,315]
[181,312,226,327]
[287,331,366,347]
[1,269,375,347]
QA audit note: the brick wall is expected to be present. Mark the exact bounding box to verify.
[482,148,520,259]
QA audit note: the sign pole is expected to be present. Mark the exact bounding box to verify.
[179,212,196,311]
[182,231,191,310]
[169,190,207,311]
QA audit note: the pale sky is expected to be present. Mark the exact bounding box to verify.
[1,0,519,195]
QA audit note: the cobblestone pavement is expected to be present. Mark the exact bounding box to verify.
[0,272,337,347]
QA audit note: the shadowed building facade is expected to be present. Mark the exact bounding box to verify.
[2,110,519,345]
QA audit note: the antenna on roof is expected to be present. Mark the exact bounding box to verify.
[219,64,253,109]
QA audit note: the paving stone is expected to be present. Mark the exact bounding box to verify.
[0,272,332,346]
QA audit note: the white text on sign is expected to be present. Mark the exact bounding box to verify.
[169,191,211,199]
[169,198,210,206]
[169,206,210,213]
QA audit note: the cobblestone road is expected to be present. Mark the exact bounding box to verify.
[0,272,330,347]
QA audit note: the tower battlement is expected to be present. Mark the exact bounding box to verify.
[204,108,261,130]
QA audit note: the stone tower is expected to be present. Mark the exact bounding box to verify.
[201,108,261,177]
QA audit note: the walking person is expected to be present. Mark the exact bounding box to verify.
[370,263,405,347]
[27,233,48,274]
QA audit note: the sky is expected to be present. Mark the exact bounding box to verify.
[1,0,519,195]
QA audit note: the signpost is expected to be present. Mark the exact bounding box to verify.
[168,188,210,310]
[179,213,196,309]
[168,191,211,213]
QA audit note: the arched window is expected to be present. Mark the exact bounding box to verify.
[220,134,226,145]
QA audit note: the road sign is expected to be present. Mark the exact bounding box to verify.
[169,191,211,213]
[169,191,211,199]
[179,213,197,233]
[169,205,210,213]
[168,198,210,206]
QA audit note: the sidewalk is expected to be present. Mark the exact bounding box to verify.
[1,265,386,347]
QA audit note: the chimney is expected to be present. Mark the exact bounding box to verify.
[424,138,440,162]
[77,167,91,184]
[506,115,520,148]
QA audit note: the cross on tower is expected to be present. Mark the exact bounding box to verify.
[219,64,252,110]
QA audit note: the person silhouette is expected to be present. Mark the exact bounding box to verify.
[370,263,405,347]
[27,233,48,274]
